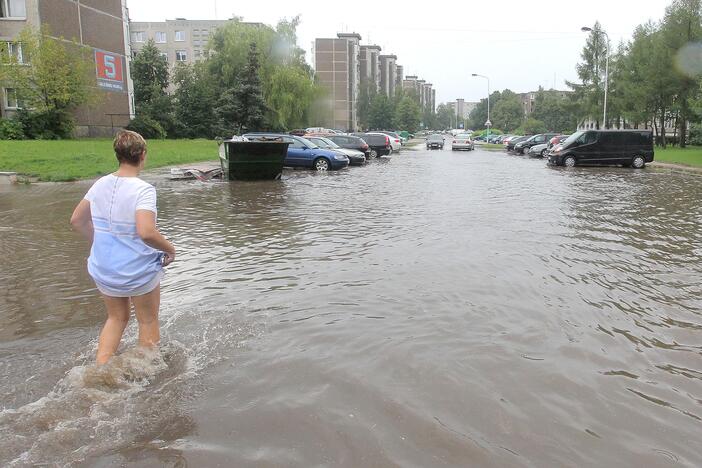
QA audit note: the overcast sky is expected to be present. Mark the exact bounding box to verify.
[128,0,668,104]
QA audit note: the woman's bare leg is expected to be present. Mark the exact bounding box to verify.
[131,284,161,348]
[97,295,131,364]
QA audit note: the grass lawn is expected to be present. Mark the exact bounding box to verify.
[655,146,702,167]
[0,139,218,181]
[481,143,505,151]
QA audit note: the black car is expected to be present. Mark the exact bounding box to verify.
[426,134,444,150]
[514,133,559,154]
[326,134,371,160]
[305,136,366,166]
[506,135,529,152]
[351,133,392,158]
[548,130,654,168]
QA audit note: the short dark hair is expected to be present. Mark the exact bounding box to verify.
[113,130,146,165]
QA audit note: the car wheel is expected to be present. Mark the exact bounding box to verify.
[370,149,378,159]
[541,149,547,157]
[632,155,646,169]
[564,155,576,167]
[314,158,330,171]
[387,148,393,156]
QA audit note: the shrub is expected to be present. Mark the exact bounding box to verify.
[125,115,166,139]
[688,123,702,146]
[0,118,25,139]
[17,109,74,139]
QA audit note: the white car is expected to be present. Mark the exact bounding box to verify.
[374,132,402,152]
[451,133,474,151]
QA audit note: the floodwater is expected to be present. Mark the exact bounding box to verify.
[1,145,701,467]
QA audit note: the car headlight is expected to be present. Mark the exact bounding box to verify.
[333,154,348,160]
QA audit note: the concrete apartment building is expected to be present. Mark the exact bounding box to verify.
[403,75,434,111]
[314,32,361,131]
[1,0,134,136]
[379,54,397,97]
[359,44,381,92]
[129,18,231,66]
[395,65,403,89]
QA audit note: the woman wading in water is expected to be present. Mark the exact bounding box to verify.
[71,130,176,364]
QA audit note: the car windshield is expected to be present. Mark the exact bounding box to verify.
[456,134,471,139]
[309,138,331,148]
[319,137,340,148]
[428,134,443,141]
[562,131,584,146]
[298,137,318,149]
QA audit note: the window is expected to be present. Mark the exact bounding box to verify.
[132,31,145,43]
[1,0,26,18]
[4,88,22,109]
[159,52,168,61]
[284,137,304,149]
[155,31,166,43]
[6,42,25,63]
[175,30,185,41]
[175,50,187,62]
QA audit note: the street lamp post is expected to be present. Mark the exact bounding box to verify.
[471,73,490,139]
[581,26,610,129]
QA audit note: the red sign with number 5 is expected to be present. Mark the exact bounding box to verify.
[95,51,123,82]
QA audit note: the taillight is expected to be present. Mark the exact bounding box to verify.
[385,136,390,145]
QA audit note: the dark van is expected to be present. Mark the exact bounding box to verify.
[548,130,654,168]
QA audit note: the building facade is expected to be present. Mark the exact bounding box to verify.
[359,44,381,92]
[1,0,134,136]
[379,54,397,98]
[314,32,361,131]
[129,18,231,66]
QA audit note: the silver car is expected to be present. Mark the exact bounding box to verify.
[528,143,549,158]
[451,133,475,151]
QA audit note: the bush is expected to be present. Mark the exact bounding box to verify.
[515,118,548,135]
[688,123,702,146]
[126,115,166,139]
[17,109,74,139]
[0,118,25,139]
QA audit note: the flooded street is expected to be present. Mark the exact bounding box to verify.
[1,146,701,466]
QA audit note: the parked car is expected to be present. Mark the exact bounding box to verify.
[398,130,413,141]
[305,136,366,165]
[527,143,549,158]
[487,134,502,144]
[426,134,444,150]
[376,131,402,151]
[505,136,528,152]
[352,133,393,158]
[243,133,349,171]
[548,130,654,168]
[325,134,371,160]
[451,133,474,151]
[514,133,559,154]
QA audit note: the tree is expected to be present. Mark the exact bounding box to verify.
[532,90,579,133]
[131,39,169,107]
[368,93,395,129]
[491,90,523,132]
[516,118,548,135]
[0,27,96,137]
[395,96,421,132]
[267,65,318,130]
[216,42,267,134]
[567,22,608,128]
[172,62,219,138]
[435,103,454,129]
[357,82,376,130]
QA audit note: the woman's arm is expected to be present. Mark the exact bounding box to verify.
[136,210,176,265]
[70,199,94,243]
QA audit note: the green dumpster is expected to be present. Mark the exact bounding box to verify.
[219,140,289,181]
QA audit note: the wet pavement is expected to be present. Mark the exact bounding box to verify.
[1,143,701,466]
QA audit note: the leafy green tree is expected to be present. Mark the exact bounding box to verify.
[0,27,95,137]
[357,82,376,130]
[661,0,702,146]
[368,93,395,129]
[172,62,219,138]
[567,21,608,128]
[216,42,267,134]
[467,90,501,130]
[267,65,317,130]
[435,103,454,129]
[491,91,523,131]
[131,39,169,107]
[395,96,421,132]
[516,118,548,135]
[532,90,579,133]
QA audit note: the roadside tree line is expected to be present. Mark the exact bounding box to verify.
[466,0,702,147]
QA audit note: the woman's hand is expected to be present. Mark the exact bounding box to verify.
[162,249,176,266]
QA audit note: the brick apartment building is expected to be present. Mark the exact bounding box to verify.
[0,0,134,137]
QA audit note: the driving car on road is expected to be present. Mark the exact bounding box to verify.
[451,133,474,151]
[548,130,654,168]
[243,133,349,171]
[426,134,444,150]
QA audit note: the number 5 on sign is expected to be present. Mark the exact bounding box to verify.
[95,50,123,82]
